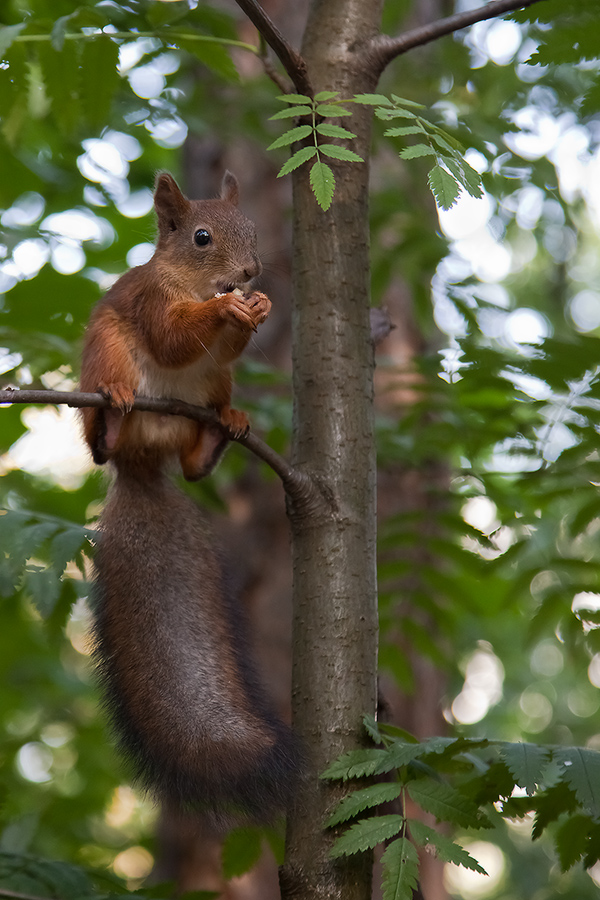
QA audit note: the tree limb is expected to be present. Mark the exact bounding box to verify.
[369,0,548,74]
[0,388,315,505]
[232,0,312,95]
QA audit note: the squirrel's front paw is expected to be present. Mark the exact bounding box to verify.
[219,406,250,438]
[243,291,271,328]
[98,382,136,414]
[217,289,271,332]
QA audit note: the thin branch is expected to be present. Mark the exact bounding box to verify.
[369,0,548,74]
[0,389,314,504]
[232,0,312,96]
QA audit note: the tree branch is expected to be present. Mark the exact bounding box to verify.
[232,0,312,95]
[369,0,548,74]
[0,389,315,505]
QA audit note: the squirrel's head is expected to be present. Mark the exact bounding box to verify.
[153,172,262,300]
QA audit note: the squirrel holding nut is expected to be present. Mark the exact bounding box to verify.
[80,172,298,820]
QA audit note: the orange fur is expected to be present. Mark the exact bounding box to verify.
[80,173,270,478]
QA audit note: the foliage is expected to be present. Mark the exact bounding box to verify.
[323,716,600,899]
[0,0,600,897]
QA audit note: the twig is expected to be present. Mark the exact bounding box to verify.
[0,388,313,503]
[369,0,548,73]
[232,0,312,96]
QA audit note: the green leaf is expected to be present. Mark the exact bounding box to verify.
[0,23,26,56]
[353,93,393,106]
[428,164,460,210]
[316,123,357,139]
[375,107,418,120]
[554,814,593,872]
[363,713,384,744]
[277,145,317,177]
[24,566,61,618]
[310,160,335,210]
[390,94,426,109]
[408,779,490,829]
[330,815,404,857]
[384,125,426,137]
[37,39,82,134]
[409,821,487,874]
[315,103,352,117]
[222,827,263,879]
[554,747,600,817]
[326,783,403,826]
[319,144,364,163]
[381,837,419,900]
[315,90,340,101]
[50,525,87,575]
[80,35,120,130]
[532,781,578,839]
[270,105,312,119]
[500,742,550,796]
[267,124,313,150]
[51,15,73,51]
[277,93,313,104]
[399,144,437,160]
[444,156,483,199]
[176,37,239,82]
[321,748,390,781]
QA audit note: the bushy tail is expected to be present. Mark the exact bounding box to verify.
[91,465,300,821]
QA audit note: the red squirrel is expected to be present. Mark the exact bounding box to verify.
[80,172,298,820]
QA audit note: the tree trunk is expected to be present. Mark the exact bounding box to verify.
[280,2,384,898]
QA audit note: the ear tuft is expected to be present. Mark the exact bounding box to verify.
[220,170,239,206]
[154,173,190,234]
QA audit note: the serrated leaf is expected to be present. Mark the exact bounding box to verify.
[408,821,487,874]
[554,814,593,872]
[222,827,263,879]
[330,814,404,858]
[270,105,312,120]
[267,124,313,150]
[532,781,578,840]
[408,779,489,829]
[0,23,26,56]
[326,783,403,826]
[399,144,437,160]
[315,103,352,117]
[554,747,600,817]
[321,748,390,781]
[384,125,426,137]
[277,93,313,104]
[444,156,483,199]
[353,93,393,106]
[381,837,419,900]
[390,94,426,109]
[375,107,418,120]
[500,742,550,796]
[316,123,357,139]
[310,160,335,210]
[24,566,60,617]
[315,90,339,101]
[50,526,87,575]
[319,144,363,163]
[277,145,317,177]
[428,164,460,210]
[363,714,384,744]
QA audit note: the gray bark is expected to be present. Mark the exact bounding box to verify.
[280,1,384,897]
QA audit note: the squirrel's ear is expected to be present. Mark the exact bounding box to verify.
[154,173,190,234]
[220,171,239,206]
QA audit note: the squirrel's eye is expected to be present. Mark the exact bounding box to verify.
[194,229,211,247]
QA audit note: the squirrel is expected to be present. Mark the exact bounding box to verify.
[80,171,299,821]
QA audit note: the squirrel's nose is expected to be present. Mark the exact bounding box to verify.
[244,256,262,280]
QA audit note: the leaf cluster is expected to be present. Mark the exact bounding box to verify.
[357,93,483,210]
[268,91,363,211]
[322,717,600,899]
